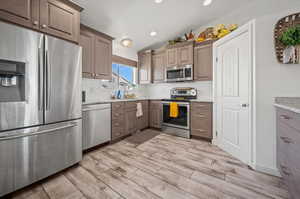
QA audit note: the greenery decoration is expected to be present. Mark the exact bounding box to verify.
[279,25,300,46]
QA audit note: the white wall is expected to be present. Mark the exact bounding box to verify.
[113,40,138,61]
[195,0,300,175]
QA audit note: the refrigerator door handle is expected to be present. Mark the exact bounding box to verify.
[45,37,51,110]
[38,35,44,110]
[0,122,77,141]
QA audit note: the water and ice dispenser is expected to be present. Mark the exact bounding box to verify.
[0,59,25,102]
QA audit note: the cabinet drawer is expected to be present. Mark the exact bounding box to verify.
[112,102,124,112]
[125,101,137,110]
[277,108,300,132]
[279,122,300,171]
[112,120,124,128]
[112,127,124,140]
[191,102,212,112]
[191,117,212,139]
[112,112,124,121]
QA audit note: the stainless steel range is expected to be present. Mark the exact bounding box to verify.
[161,87,197,139]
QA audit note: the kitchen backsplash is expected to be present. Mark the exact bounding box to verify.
[145,81,212,100]
[82,78,212,104]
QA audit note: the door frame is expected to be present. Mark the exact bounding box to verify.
[212,20,256,168]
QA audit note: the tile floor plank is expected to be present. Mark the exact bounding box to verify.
[8,131,289,199]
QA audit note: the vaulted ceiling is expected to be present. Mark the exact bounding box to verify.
[73,0,253,52]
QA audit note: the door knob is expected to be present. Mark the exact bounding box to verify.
[242,104,249,107]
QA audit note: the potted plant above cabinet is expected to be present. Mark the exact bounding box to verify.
[80,24,113,80]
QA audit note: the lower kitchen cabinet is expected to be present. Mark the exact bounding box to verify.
[137,100,149,130]
[149,100,162,129]
[125,102,138,135]
[111,102,125,140]
[276,108,300,198]
[191,102,212,139]
[111,100,151,141]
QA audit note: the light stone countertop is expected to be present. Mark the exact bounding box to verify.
[83,97,213,106]
[274,97,300,114]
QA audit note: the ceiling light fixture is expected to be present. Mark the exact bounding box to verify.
[120,38,133,47]
[203,0,212,6]
[154,0,163,4]
[150,31,157,37]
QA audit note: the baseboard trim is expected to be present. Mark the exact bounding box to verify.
[254,164,281,177]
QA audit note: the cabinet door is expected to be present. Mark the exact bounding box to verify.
[137,101,149,130]
[178,45,193,65]
[194,44,213,81]
[125,109,137,135]
[191,102,212,139]
[39,0,80,43]
[94,35,112,80]
[0,0,39,30]
[80,28,94,78]
[149,101,162,129]
[166,48,178,67]
[139,51,152,84]
[152,52,166,83]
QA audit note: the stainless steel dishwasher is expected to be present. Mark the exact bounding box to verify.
[82,103,111,150]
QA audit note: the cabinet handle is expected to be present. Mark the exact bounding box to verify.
[280,115,291,120]
[33,21,39,26]
[41,24,47,28]
[280,165,291,176]
[114,113,120,116]
[280,136,293,144]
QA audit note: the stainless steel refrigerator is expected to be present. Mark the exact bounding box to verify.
[0,21,82,196]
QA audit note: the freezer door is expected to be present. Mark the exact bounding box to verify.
[0,119,82,197]
[0,21,44,132]
[44,36,82,124]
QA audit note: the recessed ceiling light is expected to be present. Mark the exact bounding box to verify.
[150,31,157,37]
[154,0,163,4]
[120,38,133,47]
[203,0,212,6]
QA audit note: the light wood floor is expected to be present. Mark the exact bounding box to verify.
[7,130,289,199]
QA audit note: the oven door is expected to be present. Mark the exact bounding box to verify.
[162,102,190,130]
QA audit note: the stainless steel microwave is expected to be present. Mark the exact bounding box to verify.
[165,65,193,82]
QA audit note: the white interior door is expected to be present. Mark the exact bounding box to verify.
[215,25,252,164]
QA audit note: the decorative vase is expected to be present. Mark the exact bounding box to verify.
[296,45,300,64]
[283,46,299,64]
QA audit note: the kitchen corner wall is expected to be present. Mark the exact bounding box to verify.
[82,78,212,104]
[82,78,148,104]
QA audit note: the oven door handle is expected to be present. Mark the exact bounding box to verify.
[162,102,190,106]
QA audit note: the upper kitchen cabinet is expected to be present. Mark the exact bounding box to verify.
[39,0,82,43]
[194,42,213,81]
[152,50,166,83]
[80,27,95,78]
[0,0,83,43]
[94,35,112,80]
[166,41,194,67]
[166,48,178,67]
[0,0,40,30]
[178,45,193,65]
[80,24,113,80]
[138,50,152,84]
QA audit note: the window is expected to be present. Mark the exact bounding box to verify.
[112,63,137,87]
